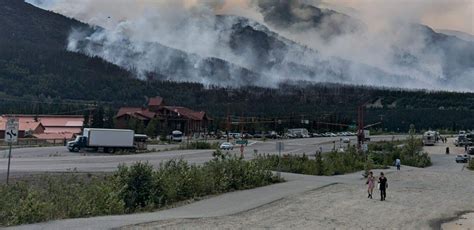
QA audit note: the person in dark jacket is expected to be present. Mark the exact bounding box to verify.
[379,172,388,201]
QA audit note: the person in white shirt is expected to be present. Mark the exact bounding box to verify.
[395,158,401,170]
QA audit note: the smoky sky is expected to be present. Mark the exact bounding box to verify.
[25,0,474,91]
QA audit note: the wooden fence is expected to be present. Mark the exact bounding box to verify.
[0,138,72,148]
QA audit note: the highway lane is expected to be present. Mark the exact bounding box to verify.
[0,144,180,159]
[0,135,408,177]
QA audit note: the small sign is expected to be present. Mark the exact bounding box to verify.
[276,142,284,152]
[236,139,248,145]
[4,118,19,143]
[362,144,368,152]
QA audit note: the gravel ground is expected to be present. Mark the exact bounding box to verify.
[128,139,474,230]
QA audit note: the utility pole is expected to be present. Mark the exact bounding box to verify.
[379,114,385,132]
[226,108,230,143]
[357,105,365,150]
[240,113,244,137]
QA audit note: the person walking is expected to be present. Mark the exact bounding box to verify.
[366,171,375,199]
[395,158,401,171]
[379,172,388,201]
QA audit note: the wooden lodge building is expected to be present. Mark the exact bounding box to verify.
[115,97,211,135]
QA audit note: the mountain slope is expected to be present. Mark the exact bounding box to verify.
[437,29,474,42]
[69,13,422,89]
[259,1,474,87]
[255,0,364,39]
[0,0,473,133]
[0,0,150,101]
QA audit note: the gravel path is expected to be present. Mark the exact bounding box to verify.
[127,139,474,229]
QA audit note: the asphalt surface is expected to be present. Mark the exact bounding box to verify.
[0,136,406,178]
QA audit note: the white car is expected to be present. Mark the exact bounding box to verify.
[220,142,234,150]
[342,137,351,143]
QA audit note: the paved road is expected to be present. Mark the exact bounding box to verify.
[0,136,407,177]
[0,144,180,159]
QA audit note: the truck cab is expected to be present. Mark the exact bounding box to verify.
[171,130,183,142]
[67,135,86,152]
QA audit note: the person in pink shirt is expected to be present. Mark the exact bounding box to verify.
[366,171,375,199]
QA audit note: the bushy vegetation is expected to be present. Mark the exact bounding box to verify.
[255,147,378,176]
[0,151,280,226]
[369,135,432,168]
[0,175,124,226]
[256,134,431,176]
[179,141,219,150]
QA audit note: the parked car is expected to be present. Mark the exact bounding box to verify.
[453,134,472,147]
[455,154,469,163]
[242,133,253,139]
[220,142,234,150]
[265,131,278,139]
[467,147,474,155]
[342,137,351,143]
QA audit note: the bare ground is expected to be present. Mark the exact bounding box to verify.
[128,139,474,230]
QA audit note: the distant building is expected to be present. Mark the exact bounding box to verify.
[0,118,44,139]
[0,115,83,140]
[115,97,211,135]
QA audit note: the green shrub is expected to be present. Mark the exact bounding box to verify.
[115,162,154,212]
[0,175,124,226]
[11,191,50,225]
[0,155,279,227]
[179,141,218,150]
[315,153,324,176]
[368,135,432,168]
[255,147,369,176]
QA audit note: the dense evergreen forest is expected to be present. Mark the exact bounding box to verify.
[0,0,473,132]
[1,82,473,132]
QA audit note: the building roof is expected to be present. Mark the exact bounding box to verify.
[44,127,82,134]
[1,115,84,127]
[164,106,208,121]
[116,97,210,122]
[36,118,83,127]
[116,107,156,120]
[148,96,164,107]
[0,117,44,132]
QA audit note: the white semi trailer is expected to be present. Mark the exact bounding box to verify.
[67,128,137,153]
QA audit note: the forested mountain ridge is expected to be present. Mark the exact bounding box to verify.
[0,0,473,131]
[0,0,145,101]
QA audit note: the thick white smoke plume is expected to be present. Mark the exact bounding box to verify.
[26,0,474,91]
